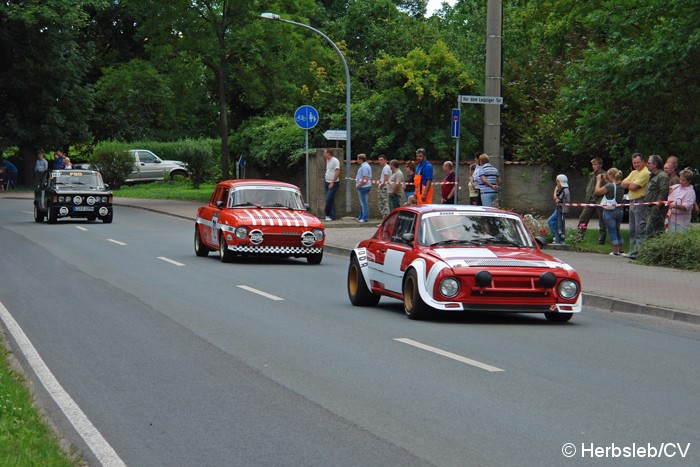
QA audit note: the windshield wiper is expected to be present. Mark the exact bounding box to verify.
[430,239,482,247]
[232,202,262,208]
[265,203,293,209]
[488,239,523,248]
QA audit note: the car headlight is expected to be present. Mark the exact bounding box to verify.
[312,228,324,241]
[439,277,460,298]
[235,226,248,239]
[58,196,65,202]
[558,280,579,300]
[73,196,83,205]
[102,196,110,203]
[87,196,96,205]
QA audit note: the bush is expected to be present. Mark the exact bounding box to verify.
[90,143,133,189]
[637,229,700,270]
[176,141,212,188]
[521,213,553,243]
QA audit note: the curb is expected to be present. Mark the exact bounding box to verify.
[583,294,700,325]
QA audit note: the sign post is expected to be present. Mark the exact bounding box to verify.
[294,105,319,203]
[452,109,461,204]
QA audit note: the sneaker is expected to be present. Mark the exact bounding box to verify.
[324,217,332,221]
[609,252,620,256]
[358,219,366,223]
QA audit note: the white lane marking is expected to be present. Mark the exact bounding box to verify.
[394,338,504,372]
[107,239,127,246]
[236,285,284,301]
[0,301,126,466]
[75,226,88,231]
[158,256,185,267]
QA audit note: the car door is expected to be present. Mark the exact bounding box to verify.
[133,150,163,181]
[202,186,229,247]
[35,172,50,211]
[382,212,417,293]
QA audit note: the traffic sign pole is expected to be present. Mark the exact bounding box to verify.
[454,104,461,204]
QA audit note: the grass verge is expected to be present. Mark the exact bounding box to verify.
[113,180,215,202]
[0,345,79,466]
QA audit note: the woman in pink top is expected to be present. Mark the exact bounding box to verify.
[667,169,696,232]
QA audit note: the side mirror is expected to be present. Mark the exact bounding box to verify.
[216,200,224,209]
[104,184,110,189]
[402,233,415,243]
[304,203,310,211]
[535,236,547,248]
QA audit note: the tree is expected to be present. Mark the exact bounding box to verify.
[0,0,100,184]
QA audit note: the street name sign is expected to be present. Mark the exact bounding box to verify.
[460,95,503,105]
[323,129,347,141]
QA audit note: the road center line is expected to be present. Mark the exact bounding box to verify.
[237,285,284,301]
[0,301,126,466]
[75,226,88,231]
[394,338,504,372]
[158,256,185,267]
[107,239,127,246]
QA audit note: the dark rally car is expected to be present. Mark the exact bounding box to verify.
[34,170,114,223]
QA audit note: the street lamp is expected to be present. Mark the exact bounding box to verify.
[260,12,352,214]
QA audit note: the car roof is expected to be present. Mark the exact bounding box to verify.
[51,169,100,175]
[399,204,515,215]
[216,179,300,190]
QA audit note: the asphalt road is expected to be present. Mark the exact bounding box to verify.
[1,199,699,466]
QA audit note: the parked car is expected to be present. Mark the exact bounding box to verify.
[34,169,113,223]
[347,205,582,321]
[76,149,188,183]
[194,179,325,264]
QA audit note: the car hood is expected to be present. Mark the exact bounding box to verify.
[232,208,323,228]
[430,247,572,270]
[53,186,111,194]
[161,160,187,167]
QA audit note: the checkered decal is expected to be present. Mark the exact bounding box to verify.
[228,245,322,254]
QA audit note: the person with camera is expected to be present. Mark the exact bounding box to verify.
[576,157,606,244]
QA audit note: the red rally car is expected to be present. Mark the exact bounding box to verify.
[195,180,325,264]
[347,205,582,321]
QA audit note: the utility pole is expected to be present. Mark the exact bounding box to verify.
[484,0,503,178]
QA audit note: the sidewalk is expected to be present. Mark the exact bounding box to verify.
[4,191,699,325]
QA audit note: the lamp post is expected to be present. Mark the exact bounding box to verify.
[260,13,352,214]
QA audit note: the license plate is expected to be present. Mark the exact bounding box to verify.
[73,206,94,212]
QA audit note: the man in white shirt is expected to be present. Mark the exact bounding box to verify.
[323,148,340,221]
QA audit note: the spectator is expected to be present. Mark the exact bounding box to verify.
[0,158,18,189]
[663,161,680,186]
[355,153,372,223]
[63,157,73,169]
[621,153,650,259]
[468,164,480,205]
[441,161,456,204]
[576,157,606,244]
[388,160,405,212]
[667,169,696,233]
[666,155,680,176]
[642,154,669,242]
[322,148,340,221]
[405,195,417,206]
[35,152,48,186]
[54,151,66,169]
[595,168,625,256]
[377,155,391,218]
[414,148,434,205]
[474,154,501,207]
[548,174,570,244]
[404,161,416,203]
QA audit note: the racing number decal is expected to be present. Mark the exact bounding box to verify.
[212,213,219,243]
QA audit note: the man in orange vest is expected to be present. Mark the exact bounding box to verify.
[414,148,434,205]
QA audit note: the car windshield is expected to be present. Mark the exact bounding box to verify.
[228,186,305,210]
[417,212,535,248]
[51,171,105,188]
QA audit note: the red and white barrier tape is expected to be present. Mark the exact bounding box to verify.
[563,200,672,208]
[345,177,458,186]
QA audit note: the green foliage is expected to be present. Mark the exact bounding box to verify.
[176,141,212,188]
[637,229,700,271]
[90,142,134,189]
[231,116,308,169]
[114,181,215,202]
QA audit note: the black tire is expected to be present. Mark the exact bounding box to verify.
[347,255,380,306]
[102,212,113,223]
[403,269,430,320]
[170,170,188,181]
[545,312,573,322]
[219,230,234,263]
[87,215,96,222]
[307,250,323,265]
[34,203,44,223]
[194,225,209,257]
[47,203,57,224]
